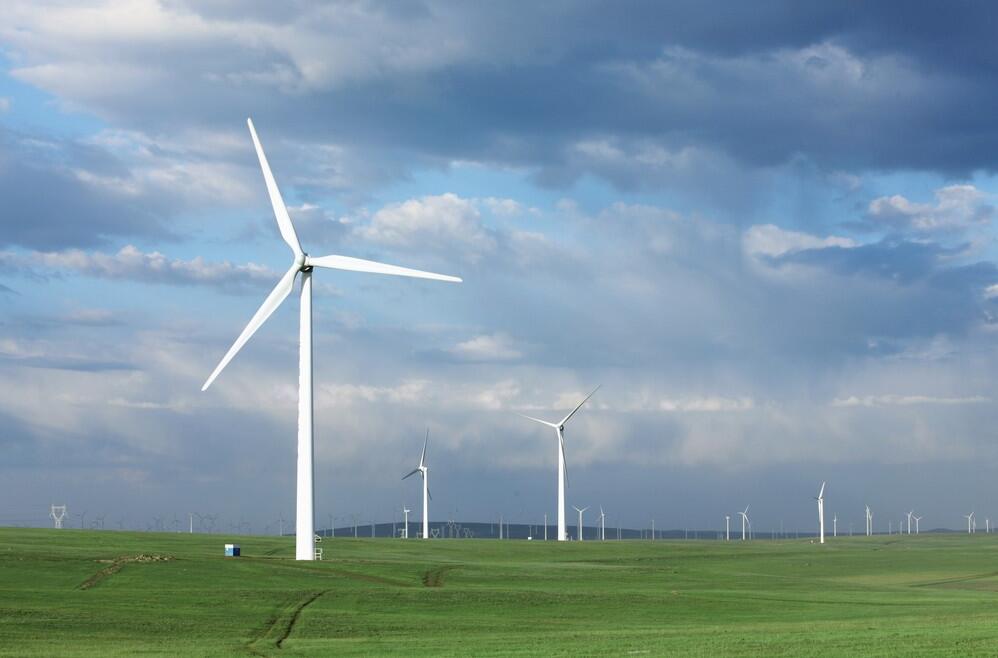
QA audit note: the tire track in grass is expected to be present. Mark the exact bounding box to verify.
[247,589,328,654]
[422,565,459,587]
[911,571,998,588]
[78,554,173,590]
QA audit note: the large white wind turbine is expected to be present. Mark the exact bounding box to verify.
[518,386,600,541]
[202,119,460,560]
[739,506,750,541]
[906,510,913,535]
[573,506,589,541]
[964,512,975,534]
[913,515,922,535]
[403,430,432,540]
[815,482,826,544]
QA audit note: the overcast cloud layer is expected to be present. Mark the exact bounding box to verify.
[1,2,997,533]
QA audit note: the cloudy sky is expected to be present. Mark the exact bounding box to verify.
[2,1,997,534]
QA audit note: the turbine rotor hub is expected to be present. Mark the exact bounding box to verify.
[295,252,308,271]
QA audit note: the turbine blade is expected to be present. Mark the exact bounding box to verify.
[401,468,420,480]
[559,384,601,426]
[247,118,302,257]
[202,264,298,391]
[818,481,826,499]
[420,429,428,468]
[308,254,461,283]
[516,412,559,428]
[426,484,433,501]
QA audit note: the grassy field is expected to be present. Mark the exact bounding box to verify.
[1,528,997,656]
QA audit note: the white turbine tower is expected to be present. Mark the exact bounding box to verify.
[725,515,730,541]
[739,506,750,541]
[964,512,974,534]
[402,431,432,540]
[599,506,606,541]
[865,505,872,537]
[815,482,826,544]
[906,510,913,535]
[573,506,589,541]
[518,386,600,541]
[833,514,838,538]
[201,119,460,561]
[913,515,922,535]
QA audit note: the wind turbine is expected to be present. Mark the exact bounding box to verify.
[815,482,826,544]
[402,507,411,539]
[906,510,913,535]
[865,505,872,537]
[517,386,600,541]
[738,506,750,541]
[725,515,730,541]
[201,119,461,560]
[913,515,922,535]
[964,512,974,534]
[402,430,432,539]
[833,513,837,538]
[599,506,606,541]
[573,506,588,541]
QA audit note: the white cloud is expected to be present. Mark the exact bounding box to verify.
[658,396,755,412]
[831,394,990,408]
[75,128,256,206]
[449,333,522,362]
[867,184,993,232]
[743,224,856,258]
[358,193,496,261]
[0,245,277,292]
[2,0,473,96]
[480,197,525,216]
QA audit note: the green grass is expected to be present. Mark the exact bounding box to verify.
[1,529,997,656]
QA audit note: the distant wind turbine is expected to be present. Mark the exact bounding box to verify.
[402,430,432,539]
[906,510,913,535]
[913,515,922,535]
[201,119,460,560]
[815,482,826,544]
[833,513,837,538]
[573,506,589,541]
[518,386,600,541]
[599,506,606,541]
[725,515,730,541]
[865,505,873,537]
[964,512,975,534]
[739,506,750,541]
[402,507,411,539]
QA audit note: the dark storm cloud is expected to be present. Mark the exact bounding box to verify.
[6,1,998,197]
[0,128,176,249]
